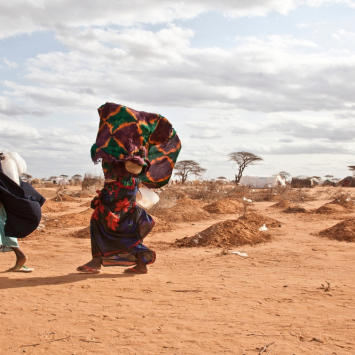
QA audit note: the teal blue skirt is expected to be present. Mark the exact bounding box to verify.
[0,203,19,252]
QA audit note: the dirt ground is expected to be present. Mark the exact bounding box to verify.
[1,186,355,355]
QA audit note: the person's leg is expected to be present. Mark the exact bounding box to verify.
[136,253,148,271]
[124,253,148,273]
[11,247,28,268]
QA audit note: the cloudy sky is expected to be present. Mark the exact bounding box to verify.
[1,0,355,180]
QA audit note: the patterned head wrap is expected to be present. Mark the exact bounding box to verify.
[91,102,181,188]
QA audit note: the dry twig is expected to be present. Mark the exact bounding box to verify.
[21,335,71,347]
[267,343,278,355]
[259,342,275,355]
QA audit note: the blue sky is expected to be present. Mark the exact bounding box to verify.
[1,0,355,180]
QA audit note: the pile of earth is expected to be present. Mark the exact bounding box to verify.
[318,218,355,242]
[77,191,95,198]
[251,191,282,202]
[203,198,244,214]
[150,215,177,234]
[157,188,187,200]
[46,208,93,228]
[283,205,307,213]
[70,226,90,239]
[25,228,46,240]
[174,219,271,248]
[312,203,347,214]
[330,195,355,210]
[270,199,293,209]
[238,213,281,228]
[154,198,211,223]
[51,194,78,202]
[35,188,57,199]
[42,200,70,213]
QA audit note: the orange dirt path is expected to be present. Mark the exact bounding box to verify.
[1,193,355,354]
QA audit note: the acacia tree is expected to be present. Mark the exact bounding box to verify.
[278,171,291,181]
[324,175,334,180]
[174,160,206,184]
[71,174,83,181]
[228,151,263,183]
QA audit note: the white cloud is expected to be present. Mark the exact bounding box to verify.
[3,58,18,69]
[5,29,353,114]
[1,1,355,179]
[0,0,355,39]
[332,29,355,42]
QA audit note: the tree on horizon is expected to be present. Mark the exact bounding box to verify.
[174,160,206,184]
[228,151,263,184]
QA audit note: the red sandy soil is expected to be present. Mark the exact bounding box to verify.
[42,200,71,213]
[51,194,78,202]
[153,198,211,223]
[175,219,271,248]
[45,209,93,228]
[318,218,355,242]
[270,199,293,209]
[80,200,92,208]
[282,205,308,213]
[1,187,355,354]
[203,198,243,214]
[313,203,347,214]
[238,212,281,228]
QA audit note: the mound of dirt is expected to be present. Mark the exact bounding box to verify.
[42,200,70,213]
[51,194,78,202]
[151,216,177,234]
[70,226,91,239]
[318,218,355,242]
[46,208,92,228]
[329,196,355,210]
[25,229,46,240]
[80,201,92,208]
[175,219,271,248]
[238,213,281,228]
[313,203,347,214]
[270,199,293,209]
[35,188,57,199]
[203,198,243,214]
[154,198,211,223]
[283,205,307,213]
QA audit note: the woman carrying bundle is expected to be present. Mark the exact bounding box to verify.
[0,151,45,272]
[77,103,181,274]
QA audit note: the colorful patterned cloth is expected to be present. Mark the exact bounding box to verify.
[91,103,181,188]
[0,203,19,252]
[90,176,155,267]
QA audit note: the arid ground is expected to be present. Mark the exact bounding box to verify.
[1,185,355,355]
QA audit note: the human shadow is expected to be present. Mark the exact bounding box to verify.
[0,272,135,290]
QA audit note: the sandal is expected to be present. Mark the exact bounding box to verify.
[76,265,102,274]
[124,267,148,274]
[7,265,34,273]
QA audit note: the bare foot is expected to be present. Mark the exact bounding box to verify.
[15,254,28,269]
[11,247,28,269]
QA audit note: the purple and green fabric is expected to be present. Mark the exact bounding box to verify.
[91,102,181,188]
